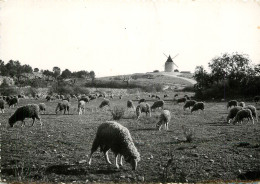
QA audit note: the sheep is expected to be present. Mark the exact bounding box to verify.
[99,99,110,108]
[151,94,156,98]
[227,100,238,109]
[136,103,151,119]
[244,105,258,122]
[238,102,245,107]
[8,104,42,127]
[0,99,5,113]
[46,95,52,101]
[89,95,97,100]
[138,98,146,104]
[8,97,19,108]
[38,103,46,114]
[155,95,160,100]
[174,94,178,98]
[183,100,197,110]
[191,102,205,114]
[88,121,140,170]
[184,95,190,100]
[79,96,90,103]
[127,100,135,110]
[226,106,243,123]
[176,97,187,104]
[78,100,86,115]
[151,100,165,111]
[55,100,70,114]
[119,95,122,99]
[156,110,171,131]
[254,96,260,104]
[164,94,168,98]
[231,109,254,125]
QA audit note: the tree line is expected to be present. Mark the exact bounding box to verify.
[193,52,260,99]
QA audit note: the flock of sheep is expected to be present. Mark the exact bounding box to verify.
[0,93,259,171]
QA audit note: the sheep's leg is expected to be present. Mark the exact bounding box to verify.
[119,155,123,166]
[115,154,119,169]
[166,122,169,130]
[31,118,35,126]
[104,151,112,165]
[164,123,167,130]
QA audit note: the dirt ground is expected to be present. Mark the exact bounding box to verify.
[1,94,260,183]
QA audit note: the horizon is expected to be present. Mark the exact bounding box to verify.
[1,0,260,78]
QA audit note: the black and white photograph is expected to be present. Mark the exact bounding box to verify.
[0,0,260,183]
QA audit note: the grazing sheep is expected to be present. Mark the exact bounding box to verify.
[5,96,11,103]
[244,105,258,122]
[239,102,245,107]
[155,95,160,100]
[151,94,156,98]
[151,100,165,111]
[89,95,97,100]
[183,100,197,110]
[138,98,146,104]
[46,95,52,101]
[8,97,19,108]
[254,96,260,104]
[174,94,178,98]
[88,121,140,170]
[156,110,171,131]
[164,94,168,98]
[79,96,90,103]
[191,102,205,114]
[127,100,135,110]
[232,109,254,125]
[136,103,151,119]
[226,106,243,123]
[99,99,110,108]
[38,103,46,114]
[0,99,5,113]
[55,100,70,114]
[78,100,86,115]
[176,97,187,104]
[8,104,42,127]
[227,100,238,109]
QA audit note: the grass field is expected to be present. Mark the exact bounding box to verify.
[1,94,260,183]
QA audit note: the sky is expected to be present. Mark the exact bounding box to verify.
[0,0,260,77]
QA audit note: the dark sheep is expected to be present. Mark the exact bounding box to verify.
[99,99,110,108]
[176,97,187,104]
[138,98,146,104]
[127,100,135,109]
[8,104,41,127]
[191,102,205,114]
[8,97,19,108]
[227,100,238,109]
[151,100,165,111]
[183,100,197,110]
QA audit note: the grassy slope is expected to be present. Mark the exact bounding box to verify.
[1,95,260,183]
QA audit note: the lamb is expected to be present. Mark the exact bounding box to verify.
[127,100,135,110]
[8,97,19,108]
[55,100,70,114]
[191,102,205,114]
[0,99,5,113]
[238,102,245,107]
[138,98,146,104]
[99,99,110,108]
[183,100,197,110]
[8,104,42,127]
[78,100,86,115]
[227,100,238,109]
[226,106,243,123]
[231,109,254,125]
[88,121,140,170]
[38,103,46,114]
[156,110,171,131]
[136,103,151,119]
[151,100,165,111]
[244,105,258,122]
[254,96,260,104]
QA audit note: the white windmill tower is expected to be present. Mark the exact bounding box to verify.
[164,53,179,72]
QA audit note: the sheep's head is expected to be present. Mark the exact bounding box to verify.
[8,115,16,127]
[125,154,140,171]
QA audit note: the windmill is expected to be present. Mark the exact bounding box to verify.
[163,53,179,72]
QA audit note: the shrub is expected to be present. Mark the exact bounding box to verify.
[23,87,38,97]
[0,87,18,96]
[182,126,194,143]
[111,106,125,120]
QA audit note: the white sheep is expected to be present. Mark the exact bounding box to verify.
[78,100,86,115]
[151,100,165,111]
[55,100,70,114]
[227,100,238,109]
[244,105,258,122]
[136,103,151,119]
[183,100,197,110]
[191,102,204,114]
[156,110,171,131]
[231,109,254,125]
[88,121,140,170]
[226,106,243,123]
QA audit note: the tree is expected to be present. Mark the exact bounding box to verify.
[89,71,95,83]
[34,68,39,72]
[193,66,212,88]
[61,69,72,78]
[53,66,61,79]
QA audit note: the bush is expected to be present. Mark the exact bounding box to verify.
[23,87,38,97]
[0,86,18,96]
[182,126,194,143]
[111,106,125,120]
